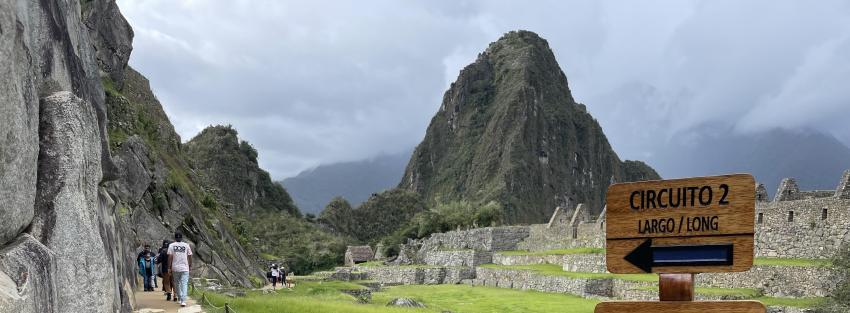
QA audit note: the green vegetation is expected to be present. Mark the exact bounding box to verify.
[184,125,300,216]
[259,253,279,261]
[479,264,658,282]
[636,286,824,308]
[196,281,599,313]
[497,248,605,256]
[814,243,850,312]
[754,257,832,267]
[398,31,660,224]
[373,284,598,312]
[234,210,346,275]
[696,287,760,298]
[380,200,503,257]
[760,296,826,308]
[195,281,827,313]
[319,189,427,245]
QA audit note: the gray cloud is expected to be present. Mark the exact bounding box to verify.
[118,0,850,178]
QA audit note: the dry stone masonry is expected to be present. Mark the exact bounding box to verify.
[324,171,850,311]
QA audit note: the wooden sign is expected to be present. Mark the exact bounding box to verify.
[595,301,765,313]
[605,174,756,274]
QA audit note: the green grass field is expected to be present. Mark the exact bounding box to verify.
[196,281,598,313]
[196,256,832,312]
[196,280,824,313]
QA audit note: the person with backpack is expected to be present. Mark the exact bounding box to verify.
[167,232,192,307]
[156,240,175,301]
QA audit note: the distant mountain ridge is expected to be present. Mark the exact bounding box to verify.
[649,128,850,196]
[282,150,412,215]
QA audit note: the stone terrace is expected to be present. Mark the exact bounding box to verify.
[322,170,850,312]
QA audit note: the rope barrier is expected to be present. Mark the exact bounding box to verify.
[198,291,236,313]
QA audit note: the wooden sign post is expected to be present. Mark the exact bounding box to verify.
[596,173,765,313]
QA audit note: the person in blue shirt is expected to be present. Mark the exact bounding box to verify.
[138,251,156,291]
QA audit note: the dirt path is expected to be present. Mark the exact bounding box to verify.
[134,277,203,313]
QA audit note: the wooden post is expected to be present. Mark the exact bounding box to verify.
[225,303,230,313]
[659,273,694,301]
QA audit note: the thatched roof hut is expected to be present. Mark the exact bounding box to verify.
[344,245,374,266]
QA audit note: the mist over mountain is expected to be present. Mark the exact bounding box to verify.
[282,150,413,215]
[648,128,850,195]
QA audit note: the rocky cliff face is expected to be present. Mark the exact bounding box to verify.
[1,0,130,311]
[1,1,263,312]
[184,126,300,217]
[103,67,265,288]
[184,126,350,275]
[400,31,659,224]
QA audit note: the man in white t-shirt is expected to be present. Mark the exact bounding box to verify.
[167,232,192,307]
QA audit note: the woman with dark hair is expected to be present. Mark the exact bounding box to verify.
[156,240,175,301]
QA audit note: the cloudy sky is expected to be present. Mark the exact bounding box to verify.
[118,0,850,179]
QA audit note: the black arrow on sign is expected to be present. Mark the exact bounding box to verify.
[624,239,734,273]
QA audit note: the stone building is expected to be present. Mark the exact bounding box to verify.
[344,246,374,266]
[322,170,850,311]
[755,170,850,259]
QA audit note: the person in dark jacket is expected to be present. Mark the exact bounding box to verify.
[136,244,154,290]
[156,240,175,301]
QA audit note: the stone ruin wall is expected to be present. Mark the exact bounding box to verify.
[336,172,850,304]
[755,170,850,259]
[755,197,850,258]
[405,170,850,262]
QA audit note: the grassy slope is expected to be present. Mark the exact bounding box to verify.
[373,285,598,313]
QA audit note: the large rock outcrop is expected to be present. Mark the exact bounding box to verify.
[400,31,659,223]
[0,0,264,312]
[0,0,129,311]
[184,126,300,216]
[103,72,265,287]
[31,91,116,312]
[183,126,349,275]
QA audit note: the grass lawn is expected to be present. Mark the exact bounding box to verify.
[497,247,605,256]
[260,253,280,261]
[195,281,598,313]
[480,263,658,282]
[758,296,826,308]
[195,279,824,312]
[373,284,599,312]
[754,257,832,267]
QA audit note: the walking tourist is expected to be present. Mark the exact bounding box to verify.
[156,240,175,301]
[168,232,193,307]
[138,251,156,291]
[270,264,280,290]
